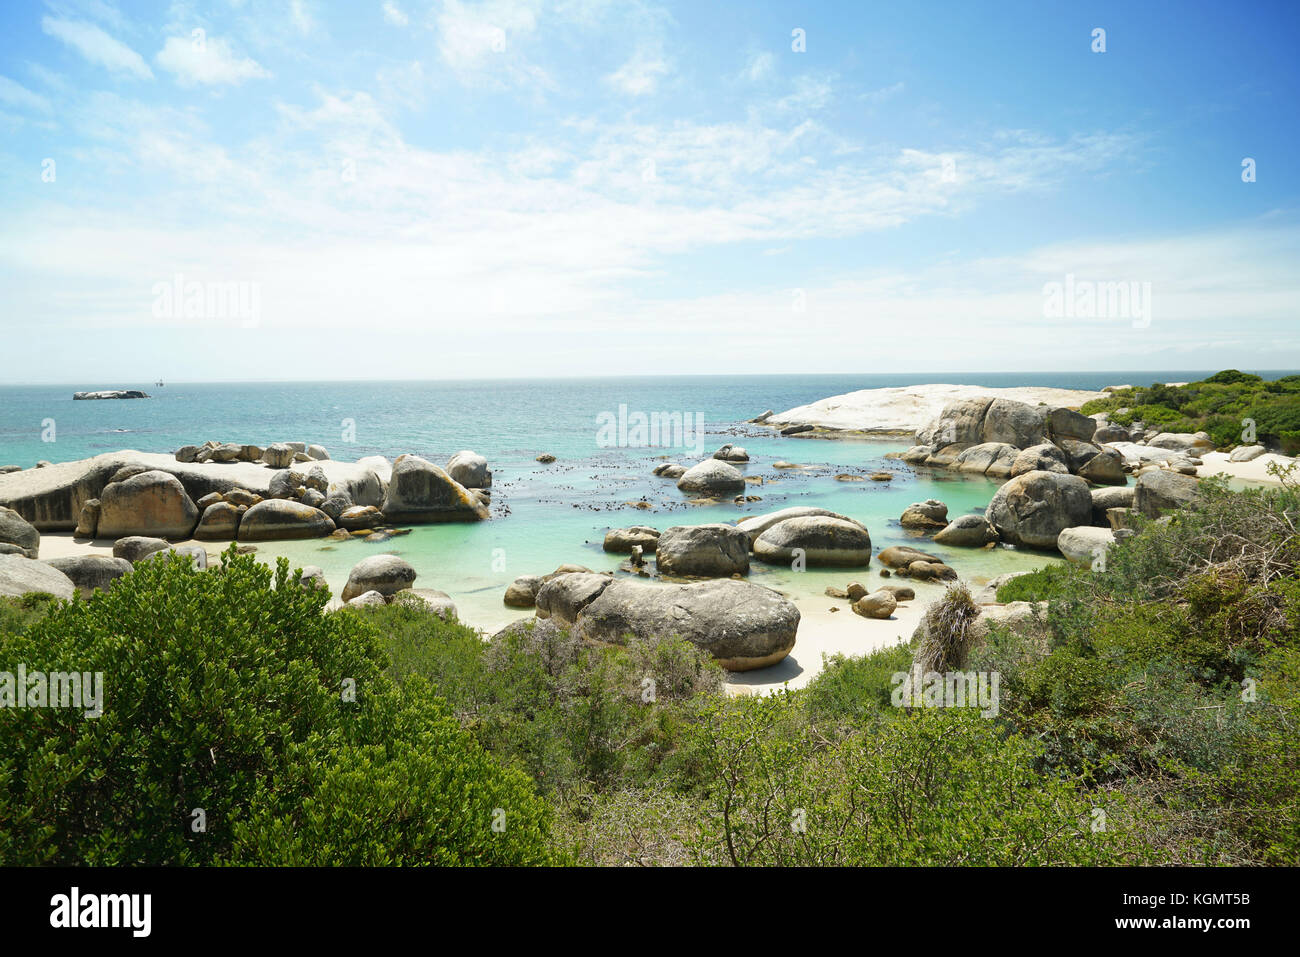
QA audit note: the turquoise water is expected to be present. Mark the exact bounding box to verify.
[3,372,1290,630]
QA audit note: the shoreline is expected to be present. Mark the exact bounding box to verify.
[33,528,954,694]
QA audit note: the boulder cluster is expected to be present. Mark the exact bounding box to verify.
[899,398,1125,484]
[1,446,495,545]
[508,570,799,671]
[912,466,1202,570]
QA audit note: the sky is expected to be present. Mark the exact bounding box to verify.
[1,0,1298,383]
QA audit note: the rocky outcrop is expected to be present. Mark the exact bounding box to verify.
[656,524,750,578]
[876,545,945,569]
[899,499,948,529]
[1046,407,1096,443]
[851,589,896,619]
[1010,443,1070,477]
[675,459,746,495]
[1147,432,1215,454]
[933,513,997,547]
[73,390,149,400]
[1133,470,1202,518]
[1077,447,1126,485]
[0,506,40,559]
[44,555,134,597]
[985,470,1093,549]
[0,555,75,600]
[381,455,489,523]
[237,500,336,541]
[735,507,866,545]
[753,516,872,567]
[911,397,1130,486]
[112,536,171,563]
[195,502,242,540]
[0,451,387,531]
[603,526,660,553]
[534,572,614,625]
[1090,485,1134,525]
[953,443,1019,478]
[447,450,492,489]
[1057,526,1116,567]
[341,555,417,602]
[570,578,799,671]
[712,444,749,463]
[504,575,545,608]
[97,470,200,539]
[1229,444,1267,462]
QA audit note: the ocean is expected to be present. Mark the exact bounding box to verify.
[2,371,1292,631]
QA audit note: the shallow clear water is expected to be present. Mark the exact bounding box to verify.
[5,371,1268,630]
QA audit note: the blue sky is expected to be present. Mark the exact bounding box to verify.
[1,0,1298,382]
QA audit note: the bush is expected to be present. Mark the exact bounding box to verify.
[801,641,913,726]
[685,699,1157,865]
[0,549,556,866]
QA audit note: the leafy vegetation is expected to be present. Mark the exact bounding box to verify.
[1078,369,1300,449]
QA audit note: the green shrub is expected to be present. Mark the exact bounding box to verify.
[801,641,913,726]
[0,549,556,866]
[685,699,1156,865]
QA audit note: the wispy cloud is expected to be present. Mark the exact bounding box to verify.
[605,47,670,96]
[155,35,270,86]
[41,16,153,79]
[382,2,409,27]
[0,74,52,112]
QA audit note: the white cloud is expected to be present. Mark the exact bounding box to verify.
[605,48,670,95]
[0,75,51,112]
[861,81,904,104]
[382,1,409,27]
[739,51,774,83]
[41,16,153,79]
[289,0,315,35]
[155,35,270,86]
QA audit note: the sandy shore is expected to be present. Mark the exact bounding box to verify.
[725,590,925,694]
[1196,450,1296,485]
[766,383,1106,435]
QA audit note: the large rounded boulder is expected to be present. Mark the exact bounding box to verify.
[735,507,866,545]
[341,554,417,602]
[44,554,134,597]
[381,455,489,523]
[603,526,660,554]
[753,516,872,567]
[675,459,746,495]
[571,578,800,671]
[0,554,75,601]
[96,470,200,539]
[237,500,336,541]
[985,470,1093,548]
[447,450,492,489]
[534,572,614,625]
[933,513,998,547]
[0,506,40,559]
[655,524,750,578]
[1133,470,1202,518]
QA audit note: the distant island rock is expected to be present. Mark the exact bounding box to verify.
[73,390,151,400]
